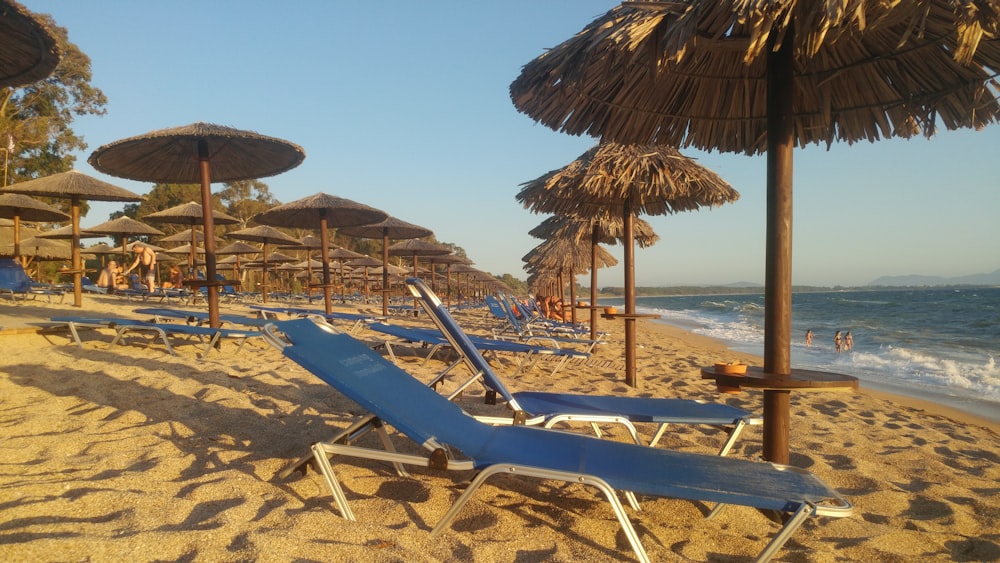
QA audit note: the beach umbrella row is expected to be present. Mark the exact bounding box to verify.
[253,192,388,312]
[89,122,307,327]
[339,216,432,315]
[1,170,143,306]
[509,0,1000,463]
[518,143,739,387]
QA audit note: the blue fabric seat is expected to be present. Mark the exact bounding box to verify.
[0,258,65,303]
[50,315,261,355]
[265,318,852,563]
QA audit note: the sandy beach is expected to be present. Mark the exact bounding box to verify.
[1,294,998,562]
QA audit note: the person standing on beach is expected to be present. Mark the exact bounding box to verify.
[124,242,156,292]
[806,329,814,347]
[834,330,843,353]
[845,331,854,352]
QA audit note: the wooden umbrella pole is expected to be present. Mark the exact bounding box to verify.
[320,212,332,315]
[763,28,795,465]
[623,197,637,387]
[71,195,82,307]
[382,229,389,316]
[568,266,577,324]
[262,242,269,303]
[198,140,220,328]
[590,223,599,341]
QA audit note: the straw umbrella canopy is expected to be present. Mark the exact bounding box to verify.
[144,201,239,276]
[0,0,61,89]
[1,170,143,306]
[527,212,657,336]
[387,239,450,279]
[216,239,259,281]
[328,246,365,300]
[343,255,383,300]
[388,239,451,308]
[518,143,737,387]
[0,193,69,259]
[85,216,165,265]
[430,253,472,309]
[81,242,117,267]
[225,225,300,303]
[279,235,328,296]
[252,192,388,315]
[17,235,71,260]
[89,122,305,328]
[339,216,434,315]
[524,234,618,324]
[509,1,1000,463]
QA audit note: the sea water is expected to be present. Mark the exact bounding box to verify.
[600,287,1000,423]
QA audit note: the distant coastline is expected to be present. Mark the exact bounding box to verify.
[591,283,1000,298]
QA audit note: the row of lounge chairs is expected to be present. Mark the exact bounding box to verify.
[42,276,851,560]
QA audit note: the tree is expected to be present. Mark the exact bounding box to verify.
[217,180,279,228]
[1,12,107,217]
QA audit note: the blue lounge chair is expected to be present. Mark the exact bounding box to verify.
[407,277,759,453]
[133,307,269,328]
[0,258,65,303]
[365,320,588,377]
[491,292,602,353]
[50,315,262,355]
[263,318,851,563]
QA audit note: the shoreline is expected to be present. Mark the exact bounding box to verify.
[640,316,1000,432]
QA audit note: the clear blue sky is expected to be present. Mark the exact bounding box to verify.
[27,1,1000,287]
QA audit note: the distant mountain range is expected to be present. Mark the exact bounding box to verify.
[868,268,1000,287]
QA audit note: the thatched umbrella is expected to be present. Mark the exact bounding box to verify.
[388,239,451,309]
[1,170,142,306]
[0,0,61,89]
[343,255,383,301]
[82,242,118,267]
[225,225,300,303]
[144,201,239,276]
[518,143,737,387]
[89,122,305,327]
[523,233,618,325]
[252,192,387,315]
[86,216,165,265]
[279,235,327,301]
[0,193,69,259]
[339,217,434,315]
[430,253,472,309]
[528,213,656,333]
[328,246,365,301]
[510,0,1000,463]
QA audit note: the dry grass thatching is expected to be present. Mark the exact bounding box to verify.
[88,122,306,184]
[517,142,738,217]
[510,0,1000,153]
[1,170,143,203]
[253,193,388,230]
[143,201,240,226]
[338,216,433,240]
[528,213,660,249]
[0,0,61,88]
[0,193,70,223]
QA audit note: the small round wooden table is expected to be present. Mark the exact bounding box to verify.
[701,366,858,464]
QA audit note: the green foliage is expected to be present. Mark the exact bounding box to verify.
[219,180,278,228]
[1,13,107,218]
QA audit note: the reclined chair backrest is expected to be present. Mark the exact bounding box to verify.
[278,319,495,453]
[0,258,34,292]
[406,278,521,406]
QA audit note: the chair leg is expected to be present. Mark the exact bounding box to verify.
[310,442,357,521]
[429,465,651,563]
